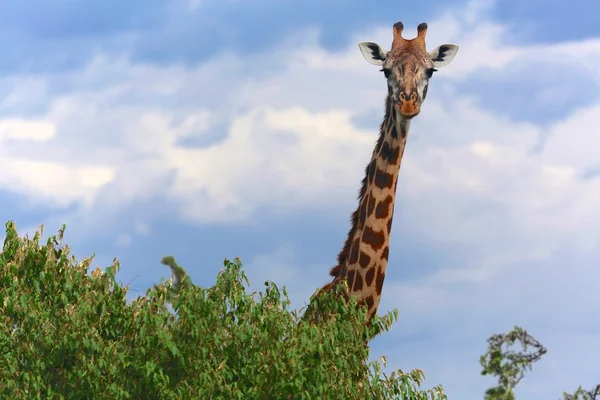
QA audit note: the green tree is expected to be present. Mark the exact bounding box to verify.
[480,326,599,400]
[0,221,446,399]
[563,384,600,400]
[479,326,547,399]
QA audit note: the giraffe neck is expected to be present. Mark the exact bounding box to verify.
[329,94,410,319]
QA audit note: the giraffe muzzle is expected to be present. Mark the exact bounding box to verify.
[395,91,421,118]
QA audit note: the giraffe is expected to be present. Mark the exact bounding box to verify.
[305,21,459,324]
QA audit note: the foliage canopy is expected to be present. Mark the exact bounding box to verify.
[0,222,446,399]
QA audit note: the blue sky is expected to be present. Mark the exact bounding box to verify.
[1,0,599,398]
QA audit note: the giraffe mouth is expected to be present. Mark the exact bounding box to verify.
[394,102,420,119]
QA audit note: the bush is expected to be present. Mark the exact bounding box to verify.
[480,326,599,400]
[0,222,446,399]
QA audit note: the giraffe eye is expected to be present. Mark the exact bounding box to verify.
[380,68,391,78]
[425,68,437,78]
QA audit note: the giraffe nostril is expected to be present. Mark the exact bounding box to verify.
[399,91,417,103]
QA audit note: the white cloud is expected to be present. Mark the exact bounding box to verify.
[0,119,55,141]
[542,103,600,171]
[4,4,598,225]
[0,157,115,207]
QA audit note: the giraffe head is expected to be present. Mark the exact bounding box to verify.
[358,22,458,119]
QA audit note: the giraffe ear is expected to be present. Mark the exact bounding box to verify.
[428,44,459,68]
[358,42,388,66]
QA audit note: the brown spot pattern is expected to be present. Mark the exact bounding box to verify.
[376,135,384,153]
[349,238,360,264]
[390,146,401,165]
[365,267,375,286]
[352,272,364,291]
[362,227,385,251]
[381,246,389,261]
[374,169,394,189]
[367,159,377,184]
[367,195,376,216]
[347,269,356,288]
[380,141,393,163]
[375,268,386,296]
[359,251,371,269]
[365,295,375,310]
[375,196,393,219]
[358,196,368,229]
